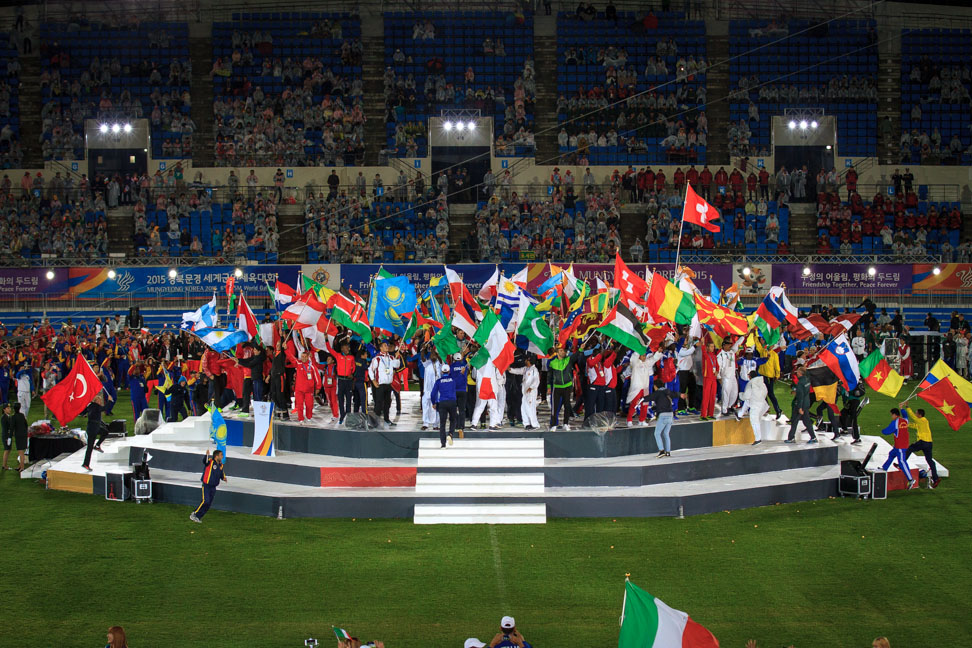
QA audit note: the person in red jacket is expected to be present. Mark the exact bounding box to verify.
[699,165,712,199]
[287,349,321,422]
[328,337,357,423]
[654,169,666,193]
[880,408,917,489]
[758,166,769,199]
[686,164,699,189]
[321,355,339,421]
[729,168,743,195]
[700,339,719,420]
[714,166,729,193]
[673,167,685,194]
[746,171,757,200]
[603,347,619,414]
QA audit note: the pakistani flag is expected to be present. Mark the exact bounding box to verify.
[432,321,461,359]
[619,580,719,648]
[517,304,554,355]
[599,302,649,355]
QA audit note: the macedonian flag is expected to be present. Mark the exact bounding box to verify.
[693,294,748,337]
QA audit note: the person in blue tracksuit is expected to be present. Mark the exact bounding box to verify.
[450,354,469,436]
[99,365,117,416]
[189,449,227,523]
[0,359,10,405]
[430,364,458,448]
[128,363,148,421]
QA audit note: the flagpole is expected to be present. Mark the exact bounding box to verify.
[619,573,630,627]
[673,186,688,274]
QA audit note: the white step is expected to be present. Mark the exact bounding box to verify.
[415,473,545,496]
[416,473,545,486]
[417,456,545,468]
[417,447,545,459]
[417,438,544,449]
[414,503,547,524]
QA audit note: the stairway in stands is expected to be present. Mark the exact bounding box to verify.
[361,14,386,166]
[276,203,307,264]
[788,202,818,254]
[413,438,546,524]
[704,30,730,166]
[107,206,135,259]
[532,16,559,163]
[618,203,646,260]
[446,204,477,262]
[17,47,43,167]
[189,22,215,167]
[876,31,901,165]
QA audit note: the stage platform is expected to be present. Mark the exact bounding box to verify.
[39,392,948,524]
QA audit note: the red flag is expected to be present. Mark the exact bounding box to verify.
[237,294,259,341]
[41,353,103,426]
[613,252,649,301]
[226,275,236,297]
[682,183,721,232]
[693,293,748,336]
[918,377,971,431]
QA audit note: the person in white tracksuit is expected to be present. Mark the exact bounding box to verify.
[509,356,540,429]
[716,341,739,416]
[740,370,769,444]
[736,348,767,419]
[420,347,443,430]
[626,350,663,425]
[472,363,502,429]
[16,367,32,417]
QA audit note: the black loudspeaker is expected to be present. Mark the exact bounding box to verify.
[108,419,127,436]
[343,413,383,430]
[870,470,888,499]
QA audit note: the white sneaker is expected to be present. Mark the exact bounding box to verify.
[626,421,634,428]
[447,434,453,446]
[549,424,559,431]
[564,424,571,431]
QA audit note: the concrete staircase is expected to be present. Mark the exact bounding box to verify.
[787,202,818,254]
[876,32,901,165]
[447,203,477,262]
[17,49,43,167]
[361,15,386,166]
[618,203,645,260]
[276,203,306,264]
[704,32,730,166]
[106,206,135,258]
[189,28,215,167]
[532,16,559,164]
[413,438,546,524]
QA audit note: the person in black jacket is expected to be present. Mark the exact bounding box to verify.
[1,402,27,472]
[190,449,227,523]
[82,393,106,471]
[235,341,267,414]
[548,343,583,430]
[270,340,290,420]
[164,377,189,422]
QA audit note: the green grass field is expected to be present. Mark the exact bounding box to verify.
[1,386,970,648]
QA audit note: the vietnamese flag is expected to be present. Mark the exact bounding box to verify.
[41,352,103,426]
[918,377,971,431]
[682,183,721,233]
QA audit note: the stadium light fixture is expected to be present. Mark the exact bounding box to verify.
[99,124,109,134]
[107,269,117,279]
[467,120,476,131]
[45,270,55,280]
[933,266,942,275]
[123,123,133,133]
[742,266,751,276]
[111,124,121,134]
[825,145,832,150]
[443,121,453,132]
[456,121,466,132]
[799,120,809,130]
[234,268,243,278]
[168,268,178,279]
[810,120,818,129]
[802,266,811,276]
[787,120,797,130]
[867,266,877,277]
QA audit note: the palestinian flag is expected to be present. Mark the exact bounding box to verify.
[327,290,372,342]
[619,580,719,648]
[859,349,904,398]
[599,302,650,355]
[646,272,696,325]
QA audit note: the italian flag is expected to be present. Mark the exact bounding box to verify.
[619,580,719,648]
[471,308,516,373]
[327,290,372,342]
[332,627,351,640]
[599,302,649,355]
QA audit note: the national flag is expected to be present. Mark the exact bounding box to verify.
[646,272,696,325]
[333,628,352,641]
[807,365,839,388]
[478,363,498,400]
[471,308,516,373]
[193,327,250,353]
[563,264,590,308]
[693,294,748,337]
[301,274,336,304]
[209,406,228,462]
[614,253,649,300]
[859,349,903,398]
[402,311,420,344]
[709,279,721,305]
[645,323,675,351]
[754,316,781,348]
[537,266,565,298]
[919,359,972,404]
[479,267,500,301]
[432,321,461,359]
[368,275,416,336]
[618,579,719,648]
[918,377,971,431]
[496,273,520,310]
[421,287,446,325]
[269,280,297,311]
[754,286,798,329]
[828,313,861,337]
[681,182,721,233]
[599,302,650,355]
[723,283,741,311]
[182,294,218,331]
[303,316,340,351]
[225,275,235,297]
[451,299,478,338]
[557,309,584,347]
[327,290,372,341]
[812,381,840,405]
[517,304,554,355]
[444,266,483,317]
[510,266,528,289]
[817,334,861,390]
[573,312,602,341]
[41,353,103,426]
[155,365,173,397]
[236,294,259,342]
[788,313,829,340]
[282,289,326,330]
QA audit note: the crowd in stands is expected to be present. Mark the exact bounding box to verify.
[383,11,535,158]
[898,29,972,165]
[1,34,23,169]
[211,15,365,167]
[557,10,708,165]
[0,171,109,259]
[39,20,193,161]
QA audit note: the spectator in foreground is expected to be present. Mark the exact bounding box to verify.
[872,638,891,648]
[489,616,531,648]
[105,626,128,648]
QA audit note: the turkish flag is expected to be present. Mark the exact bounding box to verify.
[682,183,721,232]
[41,352,103,426]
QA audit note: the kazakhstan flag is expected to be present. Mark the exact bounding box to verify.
[209,406,228,462]
[369,275,416,336]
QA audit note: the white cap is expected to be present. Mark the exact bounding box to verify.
[500,616,516,630]
[464,640,486,648]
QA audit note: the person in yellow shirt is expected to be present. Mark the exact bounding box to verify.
[900,401,940,488]
[758,344,783,418]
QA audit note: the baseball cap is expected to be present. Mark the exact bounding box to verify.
[500,616,515,630]
[464,640,486,648]
[441,365,450,373]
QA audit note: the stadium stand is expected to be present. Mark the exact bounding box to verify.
[556,11,708,165]
[38,21,192,161]
[728,19,878,158]
[899,28,972,165]
[382,11,535,158]
[0,34,23,169]
[211,12,364,167]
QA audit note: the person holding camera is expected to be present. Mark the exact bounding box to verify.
[489,616,532,648]
[190,448,227,523]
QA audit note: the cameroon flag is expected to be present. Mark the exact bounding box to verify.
[646,272,696,325]
[859,349,903,398]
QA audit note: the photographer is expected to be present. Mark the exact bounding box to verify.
[489,616,532,648]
